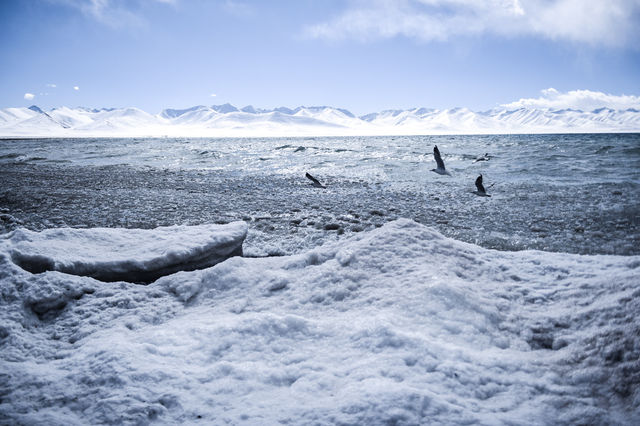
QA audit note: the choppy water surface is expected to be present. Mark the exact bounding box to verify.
[1,134,639,255]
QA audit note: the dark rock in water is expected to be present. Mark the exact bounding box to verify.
[0,213,23,233]
[324,223,341,231]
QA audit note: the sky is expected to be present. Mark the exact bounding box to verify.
[1,0,639,115]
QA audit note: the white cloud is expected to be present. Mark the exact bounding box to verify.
[222,0,253,17]
[24,93,35,100]
[210,93,217,97]
[52,0,142,28]
[502,88,640,110]
[46,83,57,88]
[74,86,80,91]
[305,0,640,47]
[53,0,175,28]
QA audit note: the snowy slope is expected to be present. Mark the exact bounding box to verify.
[0,107,40,126]
[362,107,640,134]
[72,107,169,134]
[1,104,639,137]
[47,107,95,128]
[0,219,638,424]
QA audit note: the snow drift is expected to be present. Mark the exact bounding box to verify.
[0,219,638,424]
[4,222,247,283]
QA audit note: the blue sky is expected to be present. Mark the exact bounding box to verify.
[1,0,639,114]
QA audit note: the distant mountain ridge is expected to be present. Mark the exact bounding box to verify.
[1,103,638,137]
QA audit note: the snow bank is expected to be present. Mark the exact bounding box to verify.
[0,219,638,424]
[3,222,247,283]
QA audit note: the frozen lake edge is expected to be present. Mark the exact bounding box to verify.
[1,219,639,424]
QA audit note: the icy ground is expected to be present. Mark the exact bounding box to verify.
[1,220,639,424]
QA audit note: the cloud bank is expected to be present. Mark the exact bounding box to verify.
[502,88,640,111]
[306,0,640,48]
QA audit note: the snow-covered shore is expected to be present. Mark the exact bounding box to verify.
[1,219,639,424]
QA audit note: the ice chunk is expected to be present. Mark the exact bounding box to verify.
[5,222,247,283]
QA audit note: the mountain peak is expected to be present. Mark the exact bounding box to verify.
[211,103,238,113]
[160,105,208,119]
[274,107,295,114]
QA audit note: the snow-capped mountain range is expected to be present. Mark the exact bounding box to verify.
[1,103,638,137]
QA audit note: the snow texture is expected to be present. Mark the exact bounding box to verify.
[1,219,639,424]
[1,103,639,137]
[3,222,247,283]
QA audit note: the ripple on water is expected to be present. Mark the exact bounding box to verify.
[0,134,638,255]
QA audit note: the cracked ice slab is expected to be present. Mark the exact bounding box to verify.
[4,221,247,283]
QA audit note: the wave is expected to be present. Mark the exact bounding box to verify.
[0,153,21,159]
[0,153,48,163]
